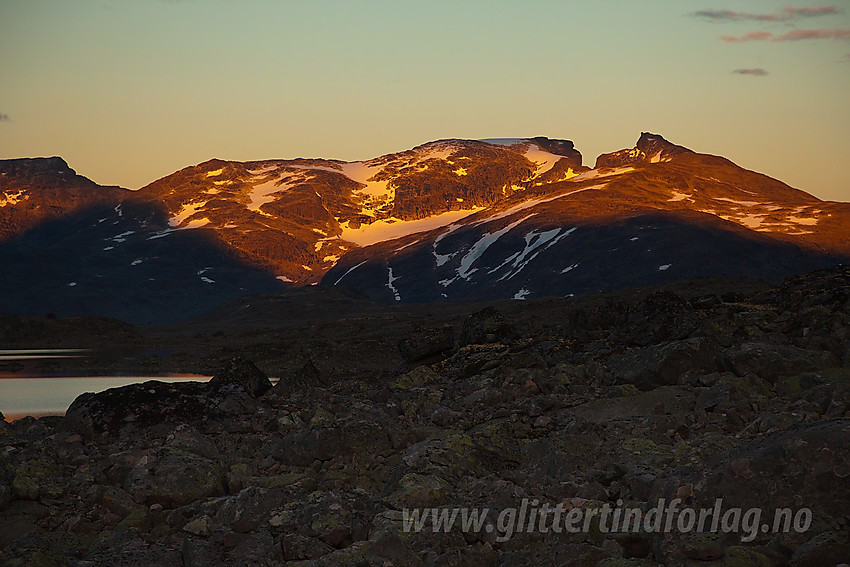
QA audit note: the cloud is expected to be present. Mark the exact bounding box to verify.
[773,28,850,41]
[0,113,10,122]
[720,31,773,42]
[719,28,850,42]
[733,68,769,76]
[693,5,842,22]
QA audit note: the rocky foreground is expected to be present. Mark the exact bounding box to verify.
[2,268,850,566]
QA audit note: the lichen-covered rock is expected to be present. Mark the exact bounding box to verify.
[12,457,63,501]
[725,342,840,382]
[459,307,516,346]
[608,338,721,390]
[123,448,227,508]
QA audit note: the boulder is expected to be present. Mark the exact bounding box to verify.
[398,325,454,363]
[208,356,272,397]
[123,448,227,508]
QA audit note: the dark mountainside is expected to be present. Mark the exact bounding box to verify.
[1,267,849,566]
[2,133,849,324]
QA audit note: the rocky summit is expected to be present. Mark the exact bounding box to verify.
[1,266,849,566]
[1,133,848,324]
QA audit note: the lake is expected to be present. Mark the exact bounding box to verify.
[0,349,209,420]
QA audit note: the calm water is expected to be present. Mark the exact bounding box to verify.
[0,349,209,420]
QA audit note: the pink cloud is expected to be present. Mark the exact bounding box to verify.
[720,31,774,42]
[719,28,850,43]
[772,28,850,41]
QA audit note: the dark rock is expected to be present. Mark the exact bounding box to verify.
[267,357,323,397]
[123,448,227,508]
[725,341,840,382]
[280,532,334,561]
[608,338,721,390]
[398,325,454,363]
[208,356,272,397]
[459,307,516,346]
[367,531,422,566]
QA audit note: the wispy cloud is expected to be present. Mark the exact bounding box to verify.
[720,31,773,42]
[720,28,850,42]
[694,5,842,22]
[0,113,10,122]
[775,28,850,41]
[733,68,769,76]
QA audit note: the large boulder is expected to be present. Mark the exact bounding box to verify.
[459,307,517,346]
[208,356,272,397]
[123,448,227,508]
[608,338,722,390]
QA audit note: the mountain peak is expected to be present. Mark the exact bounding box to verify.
[595,133,692,169]
[636,132,692,159]
[0,156,73,177]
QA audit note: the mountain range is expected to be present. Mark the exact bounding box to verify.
[1,133,848,324]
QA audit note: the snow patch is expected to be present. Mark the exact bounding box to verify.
[569,167,635,182]
[513,288,531,300]
[247,176,295,212]
[68,282,77,287]
[524,144,572,179]
[276,275,293,283]
[0,190,26,207]
[130,259,143,266]
[456,214,534,280]
[169,201,208,227]
[340,208,483,247]
[386,267,401,301]
[560,263,579,274]
[177,218,211,230]
[111,231,135,243]
[205,168,224,177]
[200,277,215,284]
[394,239,422,253]
[333,260,368,286]
[787,215,819,226]
[658,264,672,271]
[497,227,577,281]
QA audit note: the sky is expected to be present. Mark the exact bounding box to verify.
[1,0,848,201]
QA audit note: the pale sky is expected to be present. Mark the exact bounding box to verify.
[1,0,848,201]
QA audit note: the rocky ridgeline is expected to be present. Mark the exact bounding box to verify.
[2,268,850,566]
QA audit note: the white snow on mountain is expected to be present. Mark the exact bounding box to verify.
[386,266,401,301]
[497,227,577,281]
[339,207,484,247]
[455,214,534,280]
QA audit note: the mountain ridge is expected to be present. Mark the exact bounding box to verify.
[1,133,848,322]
